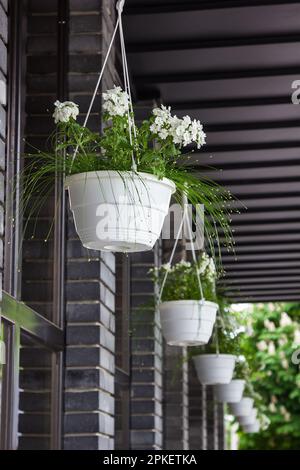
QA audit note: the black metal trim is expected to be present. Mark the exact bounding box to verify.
[1,292,64,352]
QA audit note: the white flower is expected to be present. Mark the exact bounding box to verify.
[280,312,292,327]
[150,105,206,149]
[279,350,285,359]
[53,100,79,123]
[264,319,276,331]
[279,406,291,421]
[293,330,300,346]
[178,260,191,267]
[256,340,267,351]
[269,402,276,413]
[161,263,171,271]
[268,341,276,355]
[281,358,289,369]
[102,85,130,117]
[278,336,288,347]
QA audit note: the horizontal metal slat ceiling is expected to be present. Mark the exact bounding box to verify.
[125,0,300,302]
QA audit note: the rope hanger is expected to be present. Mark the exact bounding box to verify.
[70,0,137,171]
[157,201,204,306]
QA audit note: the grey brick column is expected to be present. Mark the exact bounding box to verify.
[188,362,207,449]
[0,0,7,304]
[164,346,189,450]
[206,385,219,450]
[63,0,118,450]
[130,247,163,450]
[217,403,225,449]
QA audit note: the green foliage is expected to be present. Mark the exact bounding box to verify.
[189,300,247,357]
[149,253,217,303]
[238,303,300,450]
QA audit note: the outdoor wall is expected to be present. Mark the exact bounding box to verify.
[15,0,118,450]
[130,247,163,450]
[64,0,118,450]
[0,0,7,318]
[188,362,207,450]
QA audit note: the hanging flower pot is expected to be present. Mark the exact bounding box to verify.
[193,354,236,385]
[228,397,254,417]
[65,170,175,252]
[238,408,257,427]
[214,379,245,403]
[21,1,235,256]
[151,254,218,347]
[159,300,218,346]
[242,421,260,433]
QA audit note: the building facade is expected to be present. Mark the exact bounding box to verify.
[0,0,224,450]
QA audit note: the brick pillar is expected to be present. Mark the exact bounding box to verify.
[130,248,163,450]
[0,0,6,296]
[206,386,219,450]
[188,362,207,449]
[63,0,118,450]
[217,403,225,449]
[164,346,189,449]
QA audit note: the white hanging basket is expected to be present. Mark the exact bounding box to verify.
[228,397,254,417]
[238,408,257,427]
[214,379,245,403]
[65,170,176,252]
[159,300,218,346]
[242,420,260,433]
[193,354,236,385]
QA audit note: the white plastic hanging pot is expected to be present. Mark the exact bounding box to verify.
[159,300,218,346]
[65,170,176,252]
[214,379,245,403]
[228,397,254,417]
[193,354,236,385]
[238,408,258,427]
[242,420,260,433]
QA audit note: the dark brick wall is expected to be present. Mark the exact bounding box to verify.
[16,0,118,450]
[217,403,225,449]
[0,0,7,307]
[206,386,219,450]
[130,247,163,450]
[64,0,118,450]
[163,235,189,450]
[164,346,189,450]
[188,362,207,450]
[18,0,57,449]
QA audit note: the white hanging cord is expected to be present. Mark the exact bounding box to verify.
[185,208,204,301]
[157,207,186,305]
[157,201,205,304]
[69,4,122,170]
[118,1,138,171]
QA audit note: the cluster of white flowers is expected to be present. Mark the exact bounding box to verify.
[279,350,289,369]
[150,105,206,149]
[279,405,291,422]
[293,329,300,346]
[264,319,276,331]
[197,252,216,281]
[53,100,79,124]
[102,85,130,117]
[280,312,293,327]
[268,341,276,355]
[256,340,268,352]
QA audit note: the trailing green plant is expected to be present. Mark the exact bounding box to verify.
[149,252,217,303]
[188,299,246,357]
[21,87,236,257]
[234,358,250,380]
